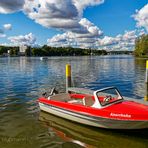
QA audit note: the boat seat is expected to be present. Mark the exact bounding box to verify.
[49,93,71,102]
[83,96,94,107]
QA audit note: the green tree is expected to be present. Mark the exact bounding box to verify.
[0,46,8,55]
[134,34,148,57]
[25,46,32,56]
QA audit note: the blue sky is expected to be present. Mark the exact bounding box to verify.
[0,12,60,44]
[84,0,147,36]
[0,0,148,50]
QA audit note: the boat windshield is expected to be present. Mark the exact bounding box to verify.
[96,87,123,106]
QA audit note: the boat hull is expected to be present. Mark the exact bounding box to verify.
[39,102,148,129]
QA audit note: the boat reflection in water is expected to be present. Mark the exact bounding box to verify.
[39,111,148,148]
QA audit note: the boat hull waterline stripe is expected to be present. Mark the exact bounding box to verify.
[39,103,148,129]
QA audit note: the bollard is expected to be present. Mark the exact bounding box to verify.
[144,60,148,101]
[144,84,148,101]
[145,60,148,83]
[144,83,148,101]
[66,64,72,92]
[144,96,148,101]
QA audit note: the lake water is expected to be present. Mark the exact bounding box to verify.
[0,55,148,148]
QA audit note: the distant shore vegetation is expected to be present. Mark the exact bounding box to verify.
[0,45,133,57]
[134,34,148,57]
[0,45,107,56]
[29,45,108,56]
[0,46,19,56]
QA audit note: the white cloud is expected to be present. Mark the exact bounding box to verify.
[23,0,80,30]
[0,0,104,48]
[0,33,6,38]
[47,17,103,48]
[0,23,12,38]
[79,18,103,37]
[47,28,102,48]
[133,4,148,31]
[137,28,146,36]
[0,42,13,46]
[98,36,118,46]
[48,30,137,50]
[3,24,12,30]
[96,30,137,51]
[0,0,25,14]
[121,30,136,41]
[0,0,142,51]
[23,0,104,34]
[48,33,67,43]
[74,0,104,15]
[8,33,36,46]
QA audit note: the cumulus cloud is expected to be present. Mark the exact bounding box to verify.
[8,33,36,46]
[0,33,6,38]
[0,0,25,14]
[3,24,12,30]
[47,33,68,47]
[47,29,102,48]
[96,30,137,51]
[0,0,104,48]
[98,36,118,46]
[47,17,103,48]
[0,23,12,38]
[23,0,104,34]
[79,18,103,37]
[0,0,140,51]
[133,4,148,31]
[23,0,80,30]
[47,30,137,50]
[137,28,146,36]
[122,30,137,41]
[74,0,104,15]
[48,33,67,43]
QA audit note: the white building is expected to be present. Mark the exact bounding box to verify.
[19,45,27,56]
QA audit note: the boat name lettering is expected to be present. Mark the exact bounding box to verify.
[110,113,131,118]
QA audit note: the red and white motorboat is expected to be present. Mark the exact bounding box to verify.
[38,87,148,129]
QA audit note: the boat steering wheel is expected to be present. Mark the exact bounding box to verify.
[103,95,112,102]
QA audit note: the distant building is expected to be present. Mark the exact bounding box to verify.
[19,45,27,56]
[7,50,10,54]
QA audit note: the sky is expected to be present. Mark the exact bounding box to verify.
[0,0,148,51]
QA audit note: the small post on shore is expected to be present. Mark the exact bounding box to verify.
[144,60,148,101]
[144,84,148,101]
[145,60,148,83]
[66,64,72,92]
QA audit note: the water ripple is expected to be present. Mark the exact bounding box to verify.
[0,56,148,147]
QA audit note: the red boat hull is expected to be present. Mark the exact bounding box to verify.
[38,96,148,129]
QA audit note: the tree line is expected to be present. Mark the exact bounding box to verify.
[29,45,107,56]
[0,44,135,57]
[0,46,19,56]
[134,34,148,57]
[0,45,107,56]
